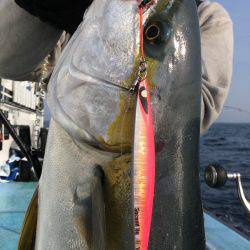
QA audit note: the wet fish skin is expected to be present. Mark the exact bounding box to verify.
[36,0,205,249]
[145,0,205,248]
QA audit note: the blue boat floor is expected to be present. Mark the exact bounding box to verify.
[0,182,249,250]
[0,182,37,250]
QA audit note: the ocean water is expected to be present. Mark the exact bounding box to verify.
[200,123,250,238]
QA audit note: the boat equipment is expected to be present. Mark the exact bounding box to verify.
[204,164,250,213]
[0,109,41,180]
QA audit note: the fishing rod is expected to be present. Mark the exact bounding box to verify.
[224,105,250,116]
[0,109,41,180]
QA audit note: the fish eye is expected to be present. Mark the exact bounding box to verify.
[143,18,172,61]
[144,19,172,45]
[145,24,161,43]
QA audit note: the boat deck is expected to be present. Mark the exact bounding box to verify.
[0,182,249,249]
[0,182,36,250]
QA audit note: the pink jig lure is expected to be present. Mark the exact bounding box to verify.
[133,79,155,250]
[132,5,156,250]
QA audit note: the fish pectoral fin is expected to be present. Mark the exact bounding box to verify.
[91,166,106,250]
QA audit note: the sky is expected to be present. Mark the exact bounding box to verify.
[215,0,250,123]
[45,0,250,123]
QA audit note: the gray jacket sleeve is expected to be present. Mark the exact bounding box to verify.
[198,1,234,133]
[16,32,71,83]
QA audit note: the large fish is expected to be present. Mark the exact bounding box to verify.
[34,0,205,249]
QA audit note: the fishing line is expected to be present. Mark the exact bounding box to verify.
[0,225,19,235]
[139,7,145,60]
[119,1,148,156]
[119,93,135,156]
[224,106,250,116]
